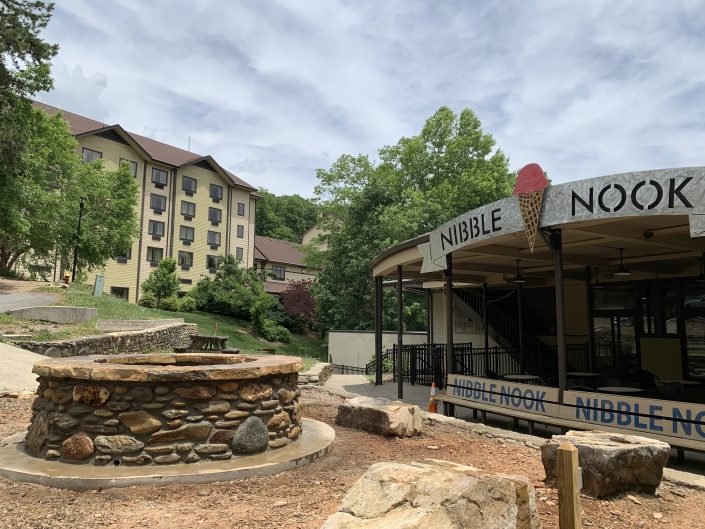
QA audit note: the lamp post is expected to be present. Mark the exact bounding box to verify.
[71,197,85,282]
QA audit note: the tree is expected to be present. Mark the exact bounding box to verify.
[141,258,179,302]
[255,189,318,242]
[0,106,140,275]
[312,107,514,331]
[0,1,58,175]
[281,279,317,331]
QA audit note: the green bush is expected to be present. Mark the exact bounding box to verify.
[141,258,179,302]
[158,295,180,312]
[138,291,157,308]
[178,296,197,313]
[258,319,291,343]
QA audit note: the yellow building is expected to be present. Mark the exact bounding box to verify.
[34,102,258,303]
[254,236,318,296]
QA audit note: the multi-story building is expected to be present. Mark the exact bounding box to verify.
[33,101,258,303]
[254,236,318,297]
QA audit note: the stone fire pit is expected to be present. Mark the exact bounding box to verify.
[25,353,303,466]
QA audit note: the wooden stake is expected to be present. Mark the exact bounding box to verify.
[557,442,582,529]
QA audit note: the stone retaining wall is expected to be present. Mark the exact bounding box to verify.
[96,319,185,332]
[8,306,97,323]
[20,323,198,357]
[27,373,302,465]
[298,362,333,386]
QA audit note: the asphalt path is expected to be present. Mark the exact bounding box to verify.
[0,293,57,312]
[0,342,41,391]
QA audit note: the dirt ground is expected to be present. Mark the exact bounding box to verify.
[1,388,703,529]
[0,279,52,294]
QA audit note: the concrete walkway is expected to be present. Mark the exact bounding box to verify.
[0,293,57,312]
[0,342,41,391]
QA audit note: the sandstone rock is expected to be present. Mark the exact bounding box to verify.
[541,431,670,498]
[167,419,183,429]
[209,451,233,460]
[106,401,130,411]
[122,454,153,465]
[145,444,176,455]
[94,409,114,418]
[84,424,118,434]
[292,402,303,425]
[119,411,162,435]
[217,382,239,393]
[113,386,129,395]
[288,426,302,440]
[335,397,423,437]
[269,437,289,449]
[320,460,540,529]
[170,399,187,407]
[155,386,171,395]
[141,402,165,410]
[94,435,145,454]
[175,443,193,453]
[103,419,119,427]
[277,388,296,404]
[174,386,216,400]
[231,417,269,454]
[235,402,258,411]
[267,411,291,431]
[72,385,109,406]
[196,401,230,414]
[128,386,153,402]
[52,391,73,405]
[184,452,200,463]
[25,409,50,455]
[224,410,250,420]
[195,443,229,455]
[61,433,95,460]
[150,422,212,443]
[94,455,112,465]
[162,409,189,420]
[215,420,240,429]
[239,383,272,403]
[154,453,182,464]
[49,412,79,430]
[46,449,60,459]
[66,403,95,416]
[210,429,235,444]
[260,400,279,410]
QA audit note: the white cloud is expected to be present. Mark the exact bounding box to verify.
[36,0,705,195]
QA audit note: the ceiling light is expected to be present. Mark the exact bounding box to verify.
[613,248,631,276]
[511,259,526,284]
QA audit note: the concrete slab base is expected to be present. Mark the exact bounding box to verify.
[0,418,334,491]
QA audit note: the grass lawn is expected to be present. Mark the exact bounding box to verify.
[8,284,327,368]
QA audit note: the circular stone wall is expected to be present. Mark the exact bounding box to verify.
[26,353,303,466]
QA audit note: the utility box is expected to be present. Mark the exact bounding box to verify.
[93,274,104,297]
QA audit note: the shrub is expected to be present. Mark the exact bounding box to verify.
[138,291,157,308]
[178,296,197,313]
[158,295,180,312]
[258,319,291,343]
[280,280,316,330]
[141,258,179,302]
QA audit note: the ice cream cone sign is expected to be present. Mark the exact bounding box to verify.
[513,163,549,253]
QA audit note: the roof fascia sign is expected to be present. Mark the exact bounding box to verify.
[419,166,705,273]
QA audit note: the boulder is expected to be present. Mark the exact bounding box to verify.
[320,460,541,529]
[119,411,162,435]
[61,432,95,461]
[335,396,423,437]
[231,416,269,454]
[541,430,670,497]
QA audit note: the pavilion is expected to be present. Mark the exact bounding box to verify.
[370,166,705,453]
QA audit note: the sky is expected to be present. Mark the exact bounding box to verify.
[38,1,705,197]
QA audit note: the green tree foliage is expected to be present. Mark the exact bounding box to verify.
[0,1,58,174]
[0,106,140,275]
[255,189,318,242]
[141,258,179,303]
[189,255,291,342]
[312,106,514,331]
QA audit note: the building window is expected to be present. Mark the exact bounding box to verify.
[181,200,195,219]
[237,202,245,216]
[148,220,165,239]
[110,287,129,300]
[272,265,285,280]
[237,224,244,238]
[120,158,138,177]
[180,225,195,244]
[82,148,102,163]
[206,255,221,271]
[115,247,132,263]
[152,167,168,187]
[208,207,222,225]
[207,231,221,248]
[178,250,193,269]
[182,175,197,195]
[150,193,166,213]
[235,247,243,261]
[146,247,163,265]
[210,184,223,202]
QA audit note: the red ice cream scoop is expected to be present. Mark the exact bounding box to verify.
[513,163,548,196]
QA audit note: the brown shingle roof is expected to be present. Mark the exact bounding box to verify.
[254,236,306,267]
[32,100,256,191]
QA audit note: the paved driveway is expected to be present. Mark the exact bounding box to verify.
[0,293,57,312]
[0,342,42,391]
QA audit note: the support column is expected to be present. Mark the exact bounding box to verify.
[444,255,454,416]
[518,283,525,374]
[483,282,489,374]
[397,265,403,399]
[585,266,595,372]
[426,289,433,344]
[542,228,567,400]
[374,276,383,386]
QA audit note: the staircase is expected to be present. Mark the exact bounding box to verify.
[454,288,559,383]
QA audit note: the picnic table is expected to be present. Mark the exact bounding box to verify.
[186,335,229,352]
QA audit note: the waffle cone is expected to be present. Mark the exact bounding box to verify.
[517,190,544,253]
